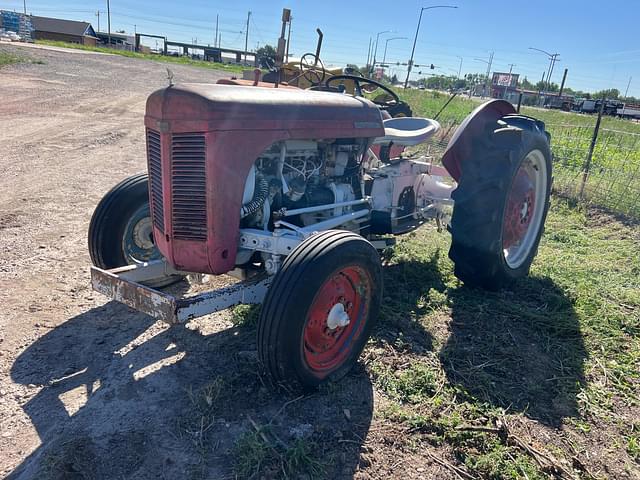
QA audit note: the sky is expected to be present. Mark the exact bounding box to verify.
[2,0,639,97]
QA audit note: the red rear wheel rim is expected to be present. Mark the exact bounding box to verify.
[502,163,536,250]
[303,265,372,375]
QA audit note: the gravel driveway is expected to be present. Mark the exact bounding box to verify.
[0,45,376,479]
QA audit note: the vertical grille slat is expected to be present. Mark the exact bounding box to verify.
[171,133,207,241]
[146,129,164,233]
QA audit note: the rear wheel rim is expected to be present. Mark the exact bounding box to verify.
[122,204,161,264]
[502,149,547,269]
[303,265,372,375]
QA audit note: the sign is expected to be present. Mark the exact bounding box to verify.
[492,72,519,87]
[375,67,384,80]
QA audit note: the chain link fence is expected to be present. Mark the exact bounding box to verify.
[548,123,640,218]
[422,118,640,219]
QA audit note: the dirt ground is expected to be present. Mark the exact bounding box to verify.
[2,44,638,480]
[0,44,422,480]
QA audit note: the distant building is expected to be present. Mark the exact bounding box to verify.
[30,15,97,46]
[490,72,520,101]
[0,10,34,40]
[96,31,135,49]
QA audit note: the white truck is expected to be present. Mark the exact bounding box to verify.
[617,104,640,120]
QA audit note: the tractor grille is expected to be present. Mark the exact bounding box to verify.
[171,133,207,241]
[146,129,164,233]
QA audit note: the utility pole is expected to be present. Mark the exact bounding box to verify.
[106,0,111,47]
[365,37,372,71]
[503,63,515,99]
[538,70,545,105]
[456,55,463,80]
[215,14,219,47]
[558,68,568,97]
[23,0,26,14]
[624,76,632,99]
[218,33,221,48]
[485,52,493,97]
[285,15,292,62]
[529,47,560,99]
[546,53,559,92]
[244,11,251,63]
[95,11,100,32]
[404,5,458,89]
[622,76,632,116]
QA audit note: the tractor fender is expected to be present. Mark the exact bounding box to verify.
[441,100,516,181]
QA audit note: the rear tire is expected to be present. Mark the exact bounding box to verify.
[258,230,382,391]
[88,173,183,288]
[448,115,552,290]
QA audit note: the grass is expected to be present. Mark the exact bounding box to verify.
[34,39,247,73]
[364,197,639,478]
[226,198,639,478]
[0,47,44,68]
[234,427,325,479]
[393,88,640,218]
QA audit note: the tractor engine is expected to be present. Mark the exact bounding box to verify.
[243,140,363,226]
[144,83,384,275]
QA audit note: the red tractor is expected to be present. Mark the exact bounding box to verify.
[89,74,552,391]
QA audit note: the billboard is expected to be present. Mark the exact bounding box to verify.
[492,72,519,87]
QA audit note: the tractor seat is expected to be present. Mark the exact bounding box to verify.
[373,117,441,146]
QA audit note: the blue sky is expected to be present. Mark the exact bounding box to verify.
[2,0,639,96]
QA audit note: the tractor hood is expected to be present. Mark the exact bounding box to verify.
[145,83,385,137]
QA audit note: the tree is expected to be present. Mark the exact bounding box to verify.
[519,76,535,90]
[256,44,276,69]
[593,88,620,99]
[345,64,367,76]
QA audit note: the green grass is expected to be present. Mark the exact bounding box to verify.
[234,425,325,478]
[393,88,640,218]
[35,39,246,73]
[227,199,639,478]
[0,49,20,68]
[365,197,639,478]
[0,47,44,68]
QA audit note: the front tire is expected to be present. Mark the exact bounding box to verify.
[448,115,552,290]
[258,230,382,391]
[88,173,182,288]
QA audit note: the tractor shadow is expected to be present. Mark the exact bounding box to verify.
[441,275,587,427]
[9,294,373,479]
[377,247,586,428]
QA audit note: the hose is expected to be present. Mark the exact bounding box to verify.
[240,175,269,219]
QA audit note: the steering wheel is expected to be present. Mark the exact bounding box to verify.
[324,74,400,109]
[299,53,326,85]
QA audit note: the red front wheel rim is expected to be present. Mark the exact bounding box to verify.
[303,265,372,375]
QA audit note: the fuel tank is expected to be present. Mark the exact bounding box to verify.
[144,83,384,275]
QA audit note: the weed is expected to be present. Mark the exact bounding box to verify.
[234,424,324,479]
[627,434,640,463]
[230,304,261,328]
[0,48,44,68]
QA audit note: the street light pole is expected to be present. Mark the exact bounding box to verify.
[529,47,560,97]
[382,36,407,69]
[473,52,493,98]
[456,55,463,80]
[106,0,111,47]
[403,5,457,89]
[371,30,393,77]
